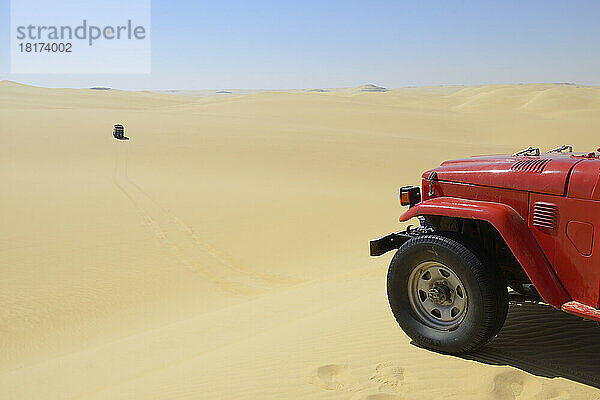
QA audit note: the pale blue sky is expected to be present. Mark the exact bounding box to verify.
[1,0,599,89]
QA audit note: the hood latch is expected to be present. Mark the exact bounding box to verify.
[428,171,437,196]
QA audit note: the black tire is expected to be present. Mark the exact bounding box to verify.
[387,232,508,354]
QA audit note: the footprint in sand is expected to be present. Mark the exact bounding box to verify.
[308,364,360,392]
[370,362,405,392]
[491,371,525,399]
[309,362,407,399]
[362,395,403,400]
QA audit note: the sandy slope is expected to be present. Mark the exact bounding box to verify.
[1,81,600,399]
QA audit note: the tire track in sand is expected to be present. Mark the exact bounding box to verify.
[112,144,298,296]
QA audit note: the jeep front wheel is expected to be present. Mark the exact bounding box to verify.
[387,233,508,354]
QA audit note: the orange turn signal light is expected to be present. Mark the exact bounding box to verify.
[400,191,410,204]
[399,186,421,207]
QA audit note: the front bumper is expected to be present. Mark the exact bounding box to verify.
[369,231,412,257]
[370,224,434,256]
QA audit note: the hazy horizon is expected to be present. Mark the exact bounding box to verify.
[3,79,599,92]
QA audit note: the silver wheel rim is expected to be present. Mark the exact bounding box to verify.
[407,261,468,331]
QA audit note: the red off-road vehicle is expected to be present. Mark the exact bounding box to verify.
[371,146,600,354]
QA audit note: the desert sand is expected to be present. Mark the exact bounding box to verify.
[1,81,600,399]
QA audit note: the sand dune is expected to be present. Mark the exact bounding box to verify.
[1,82,600,399]
[448,84,600,113]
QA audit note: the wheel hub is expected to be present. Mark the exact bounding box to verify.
[428,283,452,304]
[407,261,468,330]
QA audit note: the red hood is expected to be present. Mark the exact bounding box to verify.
[424,154,585,196]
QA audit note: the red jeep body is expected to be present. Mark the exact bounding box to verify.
[373,148,600,330]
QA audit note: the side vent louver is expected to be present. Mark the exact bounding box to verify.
[511,159,551,173]
[533,202,559,230]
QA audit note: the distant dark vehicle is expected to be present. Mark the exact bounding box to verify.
[113,124,126,140]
